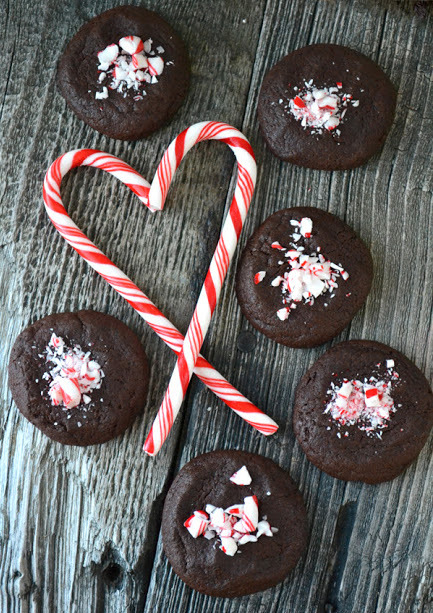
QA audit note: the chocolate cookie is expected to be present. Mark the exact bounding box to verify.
[258,44,396,169]
[293,340,433,483]
[57,6,190,140]
[162,450,308,597]
[8,310,150,446]
[236,207,373,348]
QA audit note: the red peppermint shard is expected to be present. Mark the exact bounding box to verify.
[293,95,306,108]
[271,241,285,250]
[254,271,266,285]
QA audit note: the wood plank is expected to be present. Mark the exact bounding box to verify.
[144,0,433,612]
[0,0,268,611]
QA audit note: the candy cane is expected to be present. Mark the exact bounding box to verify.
[144,122,257,455]
[43,122,278,447]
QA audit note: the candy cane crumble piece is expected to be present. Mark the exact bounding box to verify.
[241,495,259,532]
[44,333,104,410]
[51,378,81,409]
[95,87,108,100]
[288,81,360,135]
[220,537,238,556]
[225,504,245,517]
[238,534,258,545]
[256,520,273,538]
[148,56,164,77]
[95,36,167,100]
[230,465,252,485]
[119,36,144,55]
[271,241,285,250]
[299,217,312,238]
[97,44,119,67]
[277,307,290,321]
[254,271,266,285]
[231,519,248,534]
[132,53,148,70]
[271,276,284,287]
[183,510,209,538]
[364,384,381,407]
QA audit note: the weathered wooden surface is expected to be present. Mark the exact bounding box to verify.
[0,0,432,611]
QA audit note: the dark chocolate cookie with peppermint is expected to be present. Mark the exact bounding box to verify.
[258,44,396,169]
[293,340,433,483]
[162,450,308,597]
[8,310,149,446]
[57,5,190,140]
[236,207,373,348]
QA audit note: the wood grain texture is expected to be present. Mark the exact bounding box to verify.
[0,0,432,612]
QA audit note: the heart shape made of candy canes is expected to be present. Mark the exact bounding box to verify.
[43,121,278,455]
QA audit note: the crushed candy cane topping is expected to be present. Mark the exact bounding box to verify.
[42,333,104,409]
[254,217,349,320]
[285,80,360,135]
[184,465,278,556]
[95,35,167,101]
[324,362,400,438]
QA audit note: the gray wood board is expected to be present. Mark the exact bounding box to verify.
[0,0,432,612]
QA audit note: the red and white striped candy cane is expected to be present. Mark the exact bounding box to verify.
[144,122,258,455]
[43,122,278,447]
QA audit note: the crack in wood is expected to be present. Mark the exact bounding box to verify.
[321,500,358,612]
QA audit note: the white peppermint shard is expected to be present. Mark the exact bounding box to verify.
[229,465,252,486]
